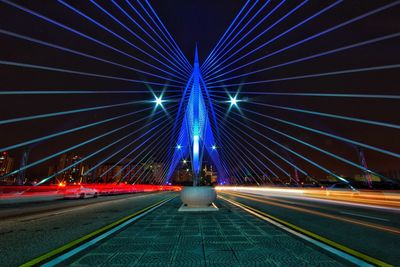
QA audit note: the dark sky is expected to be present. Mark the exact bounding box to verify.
[0,0,399,181]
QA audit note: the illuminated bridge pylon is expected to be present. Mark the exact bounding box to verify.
[166,46,227,185]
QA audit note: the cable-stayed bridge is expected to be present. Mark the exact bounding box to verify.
[0,1,399,266]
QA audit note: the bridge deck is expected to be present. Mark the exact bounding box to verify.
[63,197,344,266]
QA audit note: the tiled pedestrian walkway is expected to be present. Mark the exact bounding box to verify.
[64,198,346,266]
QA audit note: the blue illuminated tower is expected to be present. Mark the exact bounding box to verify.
[191,46,202,180]
[166,46,226,186]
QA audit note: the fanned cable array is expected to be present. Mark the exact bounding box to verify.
[0,0,399,188]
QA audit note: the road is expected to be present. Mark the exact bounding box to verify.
[60,197,349,267]
[219,190,400,266]
[0,191,176,267]
[2,189,399,266]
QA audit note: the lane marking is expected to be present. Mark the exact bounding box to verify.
[219,195,393,267]
[5,192,163,222]
[236,191,392,222]
[339,211,389,222]
[226,191,400,234]
[19,195,176,267]
[45,193,161,216]
[269,198,297,205]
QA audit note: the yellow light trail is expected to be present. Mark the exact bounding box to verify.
[216,186,400,208]
[221,191,400,235]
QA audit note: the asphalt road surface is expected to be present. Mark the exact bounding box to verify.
[2,190,400,266]
[220,190,400,266]
[0,191,176,267]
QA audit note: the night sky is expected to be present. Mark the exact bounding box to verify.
[0,0,399,181]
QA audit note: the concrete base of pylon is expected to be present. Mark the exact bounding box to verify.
[178,202,219,212]
[179,186,218,212]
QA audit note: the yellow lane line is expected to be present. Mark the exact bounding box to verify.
[20,194,176,267]
[226,191,400,234]
[219,194,393,267]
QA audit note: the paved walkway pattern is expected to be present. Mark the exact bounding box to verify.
[64,198,346,266]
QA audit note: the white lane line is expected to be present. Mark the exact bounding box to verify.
[220,196,374,267]
[42,197,174,267]
[339,211,389,222]
[10,193,163,222]
[277,200,297,205]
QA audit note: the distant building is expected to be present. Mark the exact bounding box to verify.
[354,173,381,182]
[174,166,193,184]
[94,159,141,183]
[203,165,218,185]
[48,154,89,183]
[145,162,164,184]
[173,163,218,185]
[323,174,348,183]
[0,152,15,184]
[93,159,164,184]
[0,151,14,181]
[379,169,400,182]
[47,155,167,184]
